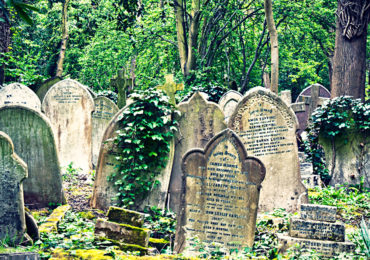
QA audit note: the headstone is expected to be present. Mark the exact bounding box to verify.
[228,87,307,212]
[174,129,265,254]
[278,204,355,257]
[42,79,94,173]
[92,96,119,167]
[0,83,41,110]
[0,106,65,208]
[0,131,28,244]
[218,90,242,123]
[156,74,184,105]
[168,92,227,213]
[279,90,291,106]
[31,76,62,102]
[292,84,330,134]
[91,100,172,211]
[110,68,133,108]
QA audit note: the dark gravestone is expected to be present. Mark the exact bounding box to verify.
[174,129,265,255]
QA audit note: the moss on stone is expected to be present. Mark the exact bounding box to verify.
[98,237,149,256]
[107,206,145,227]
[80,211,96,220]
[149,238,169,244]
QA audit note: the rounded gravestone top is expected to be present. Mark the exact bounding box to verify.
[295,83,331,103]
[0,83,41,110]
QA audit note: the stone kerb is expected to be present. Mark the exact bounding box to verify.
[0,131,28,244]
[174,129,266,254]
[228,86,307,212]
[0,105,65,208]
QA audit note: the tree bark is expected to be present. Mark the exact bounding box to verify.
[0,1,10,85]
[56,0,70,77]
[264,0,278,94]
[331,0,369,101]
[174,0,188,76]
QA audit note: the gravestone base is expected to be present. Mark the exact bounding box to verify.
[0,252,40,260]
[300,204,337,222]
[277,234,355,257]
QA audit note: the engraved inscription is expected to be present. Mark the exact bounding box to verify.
[52,86,83,104]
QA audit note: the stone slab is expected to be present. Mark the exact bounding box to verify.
[0,106,64,208]
[289,217,345,241]
[0,132,28,244]
[277,233,355,257]
[300,204,337,223]
[228,87,307,212]
[0,83,41,111]
[95,219,150,247]
[174,129,266,254]
[0,253,40,260]
[107,206,145,227]
[39,205,71,233]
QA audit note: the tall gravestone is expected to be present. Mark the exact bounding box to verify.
[0,83,41,110]
[291,84,330,134]
[42,79,94,172]
[174,129,266,254]
[218,90,242,123]
[0,106,64,208]
[92,96,119,167]
[110,69,133,109]
[228,87,307,212]
[0,132,28,243]
[169,92,226,213]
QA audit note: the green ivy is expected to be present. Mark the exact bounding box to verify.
[109,89,179,207]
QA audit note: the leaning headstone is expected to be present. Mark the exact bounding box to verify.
[0,83,41,110]
[92,96,119,167]
[42,79,94,172]
[278,204,355,257]
[174,129,265,254]
[218,90,242,123]
[168,92,226,213]
[156,74,184,105]
[292,84,330,134]
[228,87,307,212]
[0,131,28,244]
[0,106,64,208]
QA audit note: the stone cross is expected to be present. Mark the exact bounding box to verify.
[110,69,133,109]
[156,74,184,105]
[297,84,329,116]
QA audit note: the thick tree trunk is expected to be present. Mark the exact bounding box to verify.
[174,0,188,76]
[0,3,10,85]
[56,0,70,77]
[185,0,200,76]
[331,0,369,101]
[264,0,278,94]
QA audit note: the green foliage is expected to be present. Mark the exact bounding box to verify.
[62,162,81,183]
[109,89,178,207]
[360,218,370,257]
[143,206,176,242]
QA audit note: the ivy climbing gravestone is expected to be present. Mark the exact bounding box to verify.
[169,92,226,213]
[0,106,64,208]
[0,83,41,110]
[218,90,242,123]
[174,129,265,255]
[0,131,28,244]
[42,79,94,172]
[228,87,307,212]
[92,96,119,167]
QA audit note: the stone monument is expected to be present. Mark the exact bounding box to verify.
[218,90,242,123]
[0,83,41,110]
[174,129,265,254]
[156,74,184,105]
[110,68,133,108]
[228,87,307,212]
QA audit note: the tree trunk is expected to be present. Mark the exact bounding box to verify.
[185,0,200,76]
[331,0,369,102]
[0,2,10,85]
[174,0,188,76]
[264,0,278,94]
[56,0,70,77]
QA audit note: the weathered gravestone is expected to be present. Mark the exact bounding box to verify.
[42,79,94,172]
[110,69,133,108]
[228,87,307,212]
[169,92,226,213]
[0,83,41,110]
[31,76,62,102]
[279,90,291,106]
[291,84,330,135]
[157,74,184,105]
[0,131,28,244]
[91,99,172,211]
[174,129,266,254]
[0,106,64,208]
[92,96,119,167]
[218,90,242,123]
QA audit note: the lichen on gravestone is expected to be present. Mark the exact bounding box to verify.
[107,206,145,227]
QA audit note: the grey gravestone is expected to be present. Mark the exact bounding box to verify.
[42,79,94,173]
[0,106,65,208]
[292,84,330,135]
[279,90,291,106]
[218,90,242,123]
[228,87,307,212]
[174,129,265,254]
[0,83,41,110]
[110,69,133,108]
[0,131,28,244]
[91,99,172,211]
[92,96,119,167]
[300,204,337,222]
[169,92,226,213]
